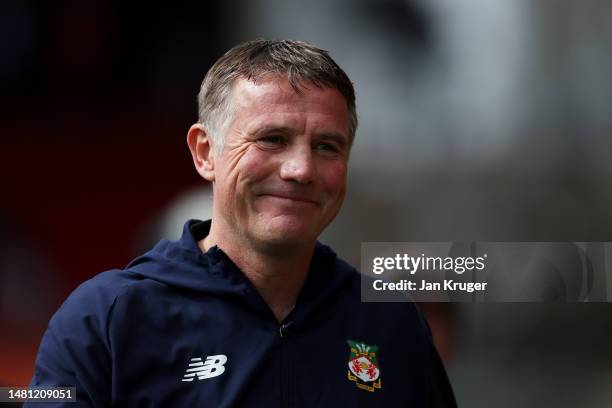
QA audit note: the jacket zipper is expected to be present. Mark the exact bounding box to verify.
[279,322,292,408]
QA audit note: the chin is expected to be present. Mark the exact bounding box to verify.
[254,216,319,247]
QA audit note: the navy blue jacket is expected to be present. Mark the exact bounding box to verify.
[28,220,456,407]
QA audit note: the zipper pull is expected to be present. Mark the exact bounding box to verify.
[279,321,294,338]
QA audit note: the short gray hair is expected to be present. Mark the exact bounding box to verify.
[197,39,357,152]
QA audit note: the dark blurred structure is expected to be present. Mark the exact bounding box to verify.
[2,0,612,406]
[1,0,231,385]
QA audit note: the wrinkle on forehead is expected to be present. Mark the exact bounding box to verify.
[234,77,321,107]
[229,77,351,139]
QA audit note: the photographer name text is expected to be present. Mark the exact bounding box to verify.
[373,279,487,293]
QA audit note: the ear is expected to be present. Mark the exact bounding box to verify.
[187,123,215,182]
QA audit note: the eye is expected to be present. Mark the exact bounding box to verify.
[257,135,286,149]
[315,142,339,154]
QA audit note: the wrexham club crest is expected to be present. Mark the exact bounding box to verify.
[346,339,382,392]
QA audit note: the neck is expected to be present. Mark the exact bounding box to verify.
[200,219,315,322]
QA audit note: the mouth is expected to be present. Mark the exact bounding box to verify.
[259,193,318,206]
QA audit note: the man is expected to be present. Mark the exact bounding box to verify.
[28,39,456,407]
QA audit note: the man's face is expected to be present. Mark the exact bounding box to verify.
[211,76,351,251]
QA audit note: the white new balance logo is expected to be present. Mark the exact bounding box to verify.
[182,355,228,382]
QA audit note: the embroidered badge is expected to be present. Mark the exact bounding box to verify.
[346,339,382,392]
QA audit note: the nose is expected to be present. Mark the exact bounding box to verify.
[279,145,315,184]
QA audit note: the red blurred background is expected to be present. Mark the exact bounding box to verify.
[3,2,612,406]
[1,1,231,385]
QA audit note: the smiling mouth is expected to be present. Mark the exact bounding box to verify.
[260,194,318,205]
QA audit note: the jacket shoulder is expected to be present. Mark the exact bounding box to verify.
[28,269,142,405]
[51,269,141,327]
[334,257,433,336]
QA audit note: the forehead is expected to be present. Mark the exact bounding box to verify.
[229,76,350,135]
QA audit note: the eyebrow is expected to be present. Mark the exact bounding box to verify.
[252,125,294,137]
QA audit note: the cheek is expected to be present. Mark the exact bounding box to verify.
[223,149,278,204]
[321,163,347,198]
[237,149,276,182]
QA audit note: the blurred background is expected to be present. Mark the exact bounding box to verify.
[2,0,612,406]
